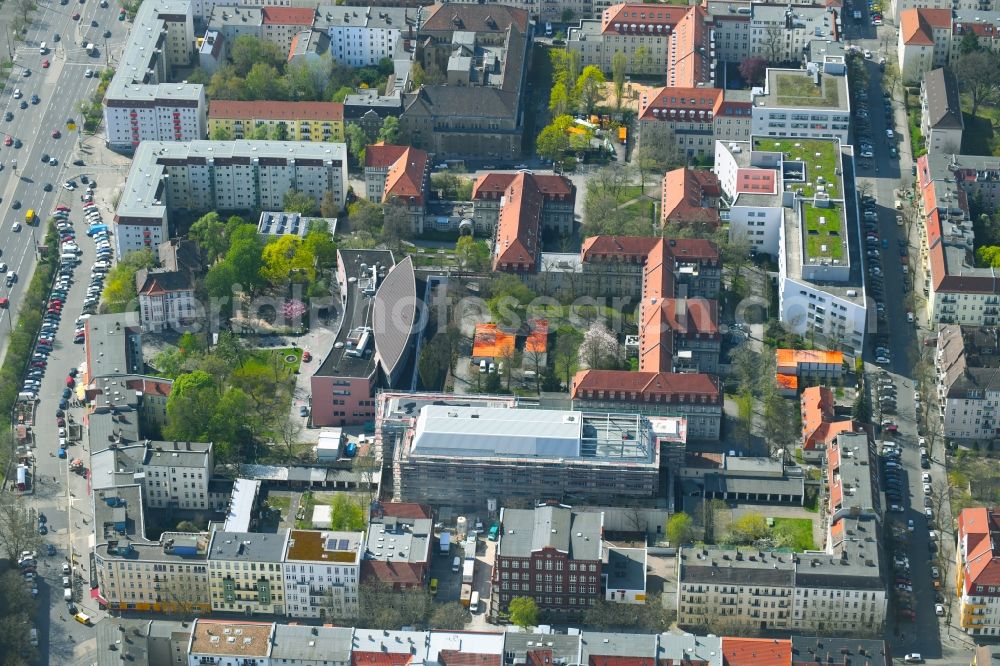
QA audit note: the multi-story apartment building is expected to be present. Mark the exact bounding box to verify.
[400,5,531,159]
[207,100,345,143]
[956,507,1000,637]
[310,250,422,427]
[707,1,842,65]
[379,392,668,509]
[187,0,320,23]
[363,503,434,590]
[103,1,204,152]
[114,140,347,256]
[135,267,197,333]
[490,505,604,620]
[641,298,722,374]
[921,68,964,155]
[916,152,1000,325]
[283,529,363,619]
[99,618,893,666]
[578,235,722,301]
[91,440,216,510]
[660,168,722,231]
[209,5,315,53]
[898,8,952,83]
[92,485,213,613]
[935,324,1000,441]
[472,172,576,272]
[379,145,430,233]
[636,87,723,159]
[207,530,290,616]
[717,138,867,354]
[571,370,722,439]
[750,65,851,144]
[317,5,418,67]
[800,386,855,462]
[678,431,885,634]
[566,4,704,78]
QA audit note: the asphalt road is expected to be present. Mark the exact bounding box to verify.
[0,0,126,362]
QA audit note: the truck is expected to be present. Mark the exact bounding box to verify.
[488,523,500,541]
[16,465,28,491]
[25,209,35,225]
[439,531,451,555]
[618,126,627,144]
[86,43,97,56]
[460,583,472,607]
[462,558,475,584]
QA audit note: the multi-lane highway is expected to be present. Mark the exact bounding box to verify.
[0,0,126,361]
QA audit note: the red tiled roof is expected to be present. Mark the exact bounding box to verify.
[639,298,717,372]
[365,143,409,169]
[527,651,554,666]
[261,7,315,25]
[353,653,413,666]
[439,651,501,666]
[900,8,950,45]
[722,637,792,666]
[638,86,724,121]
[661,168,722,228]
[667,5,711,88]
[580,235,660,261]
[600,3,685,35]
[572,369,720,402]
[379,502,432,520]
[208,100,344,122]
[958,507,1000,593]
[362,560,425,587]
[421,4,529,34]
[383,146,428,206]
[472,172,574,199]
[800,386,855,451]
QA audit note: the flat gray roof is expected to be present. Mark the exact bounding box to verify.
[315,5,419,29]
[208,530,289,563]
[222,479,260,533]
[604,547,647,592]
[366,517,432,564]
[498,505,603,561]
[270,625,354,662]
[117,140,348,222]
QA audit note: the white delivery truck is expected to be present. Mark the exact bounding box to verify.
[462,558,475,584]
[439,531,450,555]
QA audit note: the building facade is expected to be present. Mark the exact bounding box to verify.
[135,268,197,333]
[935,325,1000,441]
[207,531,290,616]
[921,68,964,154]
[491,505,605,620]
[750,67,851,144]
[318,6,418,67]
[207,100,345,143]
[283,530,363,619]
[898,8,953,83]
[956,507,1000,637]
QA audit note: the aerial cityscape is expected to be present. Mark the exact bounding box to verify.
[1,0,1000,663]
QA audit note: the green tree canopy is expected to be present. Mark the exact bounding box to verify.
[378,116,401,143]
[102,249,157,313]
[329,494,366,531]
[231,35,286,76]
[508,596,539,628]
[190,211,228,264]
[666,512,694,546]
[165,370,220,441]
[261,235,316,284]
[283,189,317,216]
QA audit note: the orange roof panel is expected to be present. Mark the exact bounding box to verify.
[722,637,792,666]
[776,374,798,390]
[472,324,515,359]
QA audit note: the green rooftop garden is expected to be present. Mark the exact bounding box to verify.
[802,202,845,262]
[752,138,843,200]
[773,72,842,109]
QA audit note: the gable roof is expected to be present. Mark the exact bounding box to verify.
[572,369,720,402]
[382,146,428,205]
[601,3,686,35]
[421,3,529,34]
[135,268,193,296]
[901,8,950,45]
[958,507,1000,593]
[209,100,344,122]
[800,386,855,451]
[261,7,315,25]
[923,68,964,131]
[661,168,722,227]
[639,298,718,372]
[365,143,409,169]
[638,86,724,120]
[721,638,791,666]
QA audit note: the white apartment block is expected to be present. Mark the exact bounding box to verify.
[898,8,952,84]
[91,440,216,511]
[751,66,851,144]
[114,140,348,256]
[103,0,205,152]
[283,530,363,619]
[707,1,841,64]
[208,531,290,616]
[318,6,417,68]
[716,139,785,255]
[209,5,316,53]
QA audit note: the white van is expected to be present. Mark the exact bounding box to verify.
[478,359,487,373]
[63,588,72,602]
[39,42,47,55]
[60,253,78,263]
[452,556,461,572]
[470,591,480,612]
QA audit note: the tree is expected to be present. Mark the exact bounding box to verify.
[210,125,233,140]
[957,51,1000,118]
[285,59,327,101]
[0,570,37,661]
[261,235,316,284]
[762,25,784,63]
[304,221,338,268]
[561,8,575,22]
[455,236,491,272]
[244,62,286,100]
[738,57,767,86]
[487,274,536,328]
[508,596,539,628]
[611,51,628,110]
[549,82,571,117]
[329,494,366,531]
[250,123,270,140]
[725,512,770,545]
[853,392,871,423]
[190,211,228,264]
[583,594,675,631]
[358,581,432,629]
[378,116,401,144]
[536,117,573,163]
[632,45,651,74]
[666,512,694,546]
[15,0,36,23]
[320,190,339,218]
[554,329,581,387]
[345,123,369,164]
[579,322,622,370]
[348,199,384,235]
[429,602,471,630]
[165,370,220,440]
[382,202,412,253]
[231,35,286,76]
[960,32,982,56]
[102,249,157,313]
[575,65,606,114]
[283,188,317,216]
[270,121,289,141]
[977,245,1000,267]
[0,494,41,563]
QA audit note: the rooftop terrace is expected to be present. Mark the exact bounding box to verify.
[802,202,846,262]
[765,68,847,110]
[753,138,843,200]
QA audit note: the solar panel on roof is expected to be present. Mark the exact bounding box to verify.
[338,539,349,550]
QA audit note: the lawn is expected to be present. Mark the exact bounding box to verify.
[802,202,845,262]
[772,517,816,551]
[754,138,842,199]
[774,72,841,109]
[243,347,302,378]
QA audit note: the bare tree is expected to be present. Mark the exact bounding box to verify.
[277,413,303,460]
[579,322,623,370]
[523,347,546,394]
[762,26,784,64]
[0,493,42,562]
